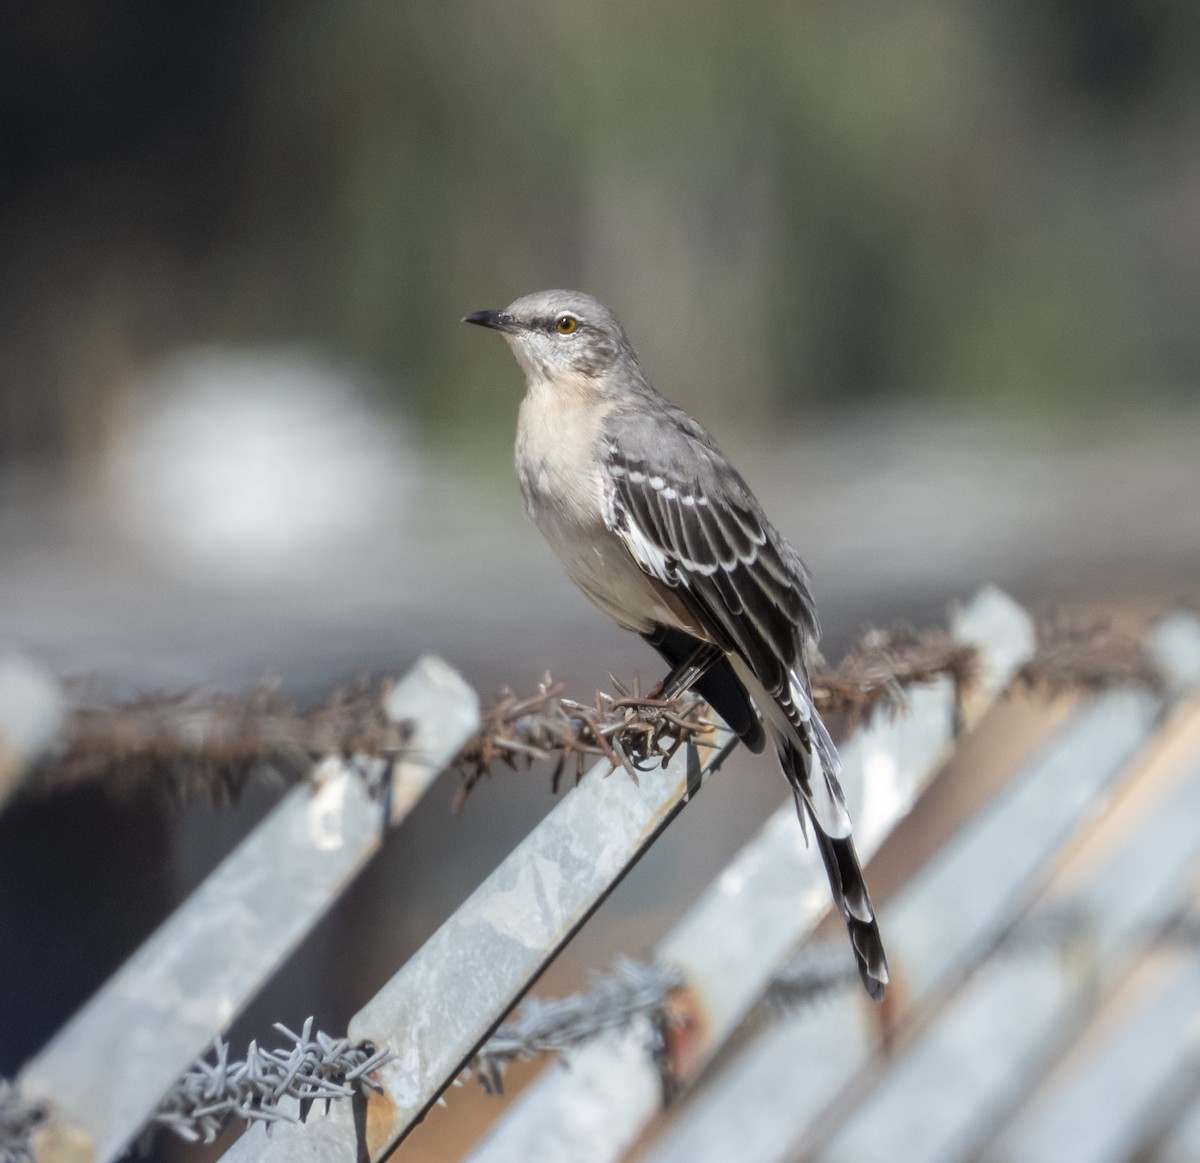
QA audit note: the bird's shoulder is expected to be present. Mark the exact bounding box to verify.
[601,394,740,495]
[599,391,820,644]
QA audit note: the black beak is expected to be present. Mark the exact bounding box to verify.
[462,309,517,332]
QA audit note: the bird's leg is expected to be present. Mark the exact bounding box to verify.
[656,642,725,701]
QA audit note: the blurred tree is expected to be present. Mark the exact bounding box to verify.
[0,1,259,461]
[2,0,1198,476]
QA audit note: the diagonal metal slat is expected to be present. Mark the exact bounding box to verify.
[645,617,1200,1163]
[17,655,479,1163]
[466,587,1035,1163]
[1159,1065,1200,1163]
[218,704,739,1159]
[813,733,1200,1163]
[986,951,1200,1163]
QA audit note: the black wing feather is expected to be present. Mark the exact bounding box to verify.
[603,434,809,703]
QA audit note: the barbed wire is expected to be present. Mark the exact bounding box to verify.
[144,954,842,1139]
[469,896,1198,1094]
[0,1080,43,1163]
[450,680,717,809]
[11,624,976,807]
[151,1017,391,1145]
[6,899,1189,1161]
[137,965,684,1149]
[811,628,978,726]
[462,920,1089,1099]
[468,957,686,1096]
[1017,613,1164,696]
[8,613,1167,810]
[762,944,864,1013]
[30,674,413,804]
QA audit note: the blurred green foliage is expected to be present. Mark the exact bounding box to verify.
[3,0,1200,459]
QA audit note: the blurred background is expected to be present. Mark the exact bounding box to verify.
[1,1,1199,1159]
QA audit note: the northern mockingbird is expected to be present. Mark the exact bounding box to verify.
[464,290,887,999]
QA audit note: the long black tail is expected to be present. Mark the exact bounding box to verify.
[643,625,886,998]
[781,740,889,1000]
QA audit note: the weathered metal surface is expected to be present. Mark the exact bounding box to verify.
[987,952,1200,1163]
[18,655,477,1163]
[466,588,1035,1163]
[1152,611,1200,695]
[881,689,1159,996]
[1160,1075,1200,1163]
[977,745,1200,1163]
[217,718,737,1160]
[648,612,1200,1161]
[816,759,1200,1163]
[827,953,1091,1163]
[806,621,1200,1163]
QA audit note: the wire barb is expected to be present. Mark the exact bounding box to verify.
[468,958,687,1095]
[811,627,978,726]
[152,1018,392,1145]
[1018,613,1165,696]
[14,612,1168,807]
[763,944,864,1013]
[30,675,414,804]
[0,1081,45,1163]
[450,677,716,809]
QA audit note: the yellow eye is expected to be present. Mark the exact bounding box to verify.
[556,315,578,335]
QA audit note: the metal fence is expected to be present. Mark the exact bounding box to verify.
[3,589,1200,1163]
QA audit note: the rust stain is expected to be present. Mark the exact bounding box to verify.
[30,1123,95,1163]
[364,1082,400,1157]
[662,981,711,1094]
[873,966,906,1056]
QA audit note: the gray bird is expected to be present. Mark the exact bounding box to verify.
[464,290,887,999]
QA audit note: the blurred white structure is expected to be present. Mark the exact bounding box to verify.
[108,347,419,587]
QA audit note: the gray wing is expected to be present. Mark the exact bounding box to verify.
[601,405,847,832]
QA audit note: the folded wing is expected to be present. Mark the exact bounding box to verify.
[600,406,848,837]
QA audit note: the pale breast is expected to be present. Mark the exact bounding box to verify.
[514,380,687,634]
[515,382,607,528]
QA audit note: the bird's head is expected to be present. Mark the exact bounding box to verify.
[463,290,637,386]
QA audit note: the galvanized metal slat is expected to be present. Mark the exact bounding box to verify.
[17,655,479,1163]
[812,739,1200,1163]
[466,587,1035,1163]
[986,953,1200,1163]
[879,691,1160,996]
[814,621,1200,1163]
[822,606,1200,1163]
[647,674,1175,1163]
[1159,1081,1200,1162]
[976,743,1200,1162]
[217,712,740,1159]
